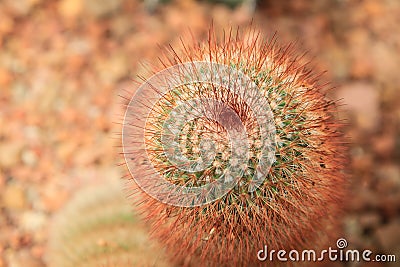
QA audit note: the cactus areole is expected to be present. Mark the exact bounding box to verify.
[122,27,346,266]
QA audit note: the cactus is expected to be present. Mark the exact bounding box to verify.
[46,179,172,267]
[122,27,347,266]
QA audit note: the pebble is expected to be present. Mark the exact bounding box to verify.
[326,46,351,80]
[21,149,38,167]
[96,54,129,85]
[55,141,78,164]
[358,212,381,229]
[30,245,44,260]
[23,126,41,145]
[20,211,47,232]
[351,148,373,173]
[1,183,27,210]
[372,134,396,158]
[110,15,134,39]
[3,0,37,16]
[0,8,13,33]
[39,184,69,212]
[8,231,32,249]
[0,69,12,88]
[350,186,379,211]
[335,82,379,131]
[375,220,400,252]
[84,0,123,17]
[5,249,44,267]
[350,52,373,79]
[375,165,400,194]
[0,142,23,169]
[58,0,83,18]
[372,42,400,84]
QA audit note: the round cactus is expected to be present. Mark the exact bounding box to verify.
[122,27,347,266]
[46,179,172,267]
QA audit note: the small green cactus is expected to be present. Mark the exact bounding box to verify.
[46,179,172,267]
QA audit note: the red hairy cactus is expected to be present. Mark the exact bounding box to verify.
[121,27,347,266]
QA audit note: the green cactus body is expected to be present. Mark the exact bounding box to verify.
[47,180,172,267]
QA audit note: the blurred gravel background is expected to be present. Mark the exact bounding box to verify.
[0,0,399,266]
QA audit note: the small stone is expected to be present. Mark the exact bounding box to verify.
[84,0,123,17]
[144,0,160,12]
[5,249,44,267]
[372,42,400,84]
[23,126,41,145]
[358,212,381,229]
[56,141,77,164]
[30,245,44,259]
[380,195,400,219]
[336,82,379,131]
[375,220,400,252]
[40,184,69,212]
[232,3,254,25]
[97,238,107,247]
[96,53,129,85]
[0,142,22,169]
[375,165,400,193]
[110,15,134,39]
[211,5,231,30]
[21,149,38,167]
[20,211,47,232]
[3,0,37,16]
[351,147,373,172]
[363,0,385,18]
[58,0,83,18]
[324,46,350,80]
[0,69,12,88]
[8,231,32,249]
[372,134,396,158]
[350,54,373,79]
[351,186,379,211]
[72,144,100,166]
[1,183,27,210]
